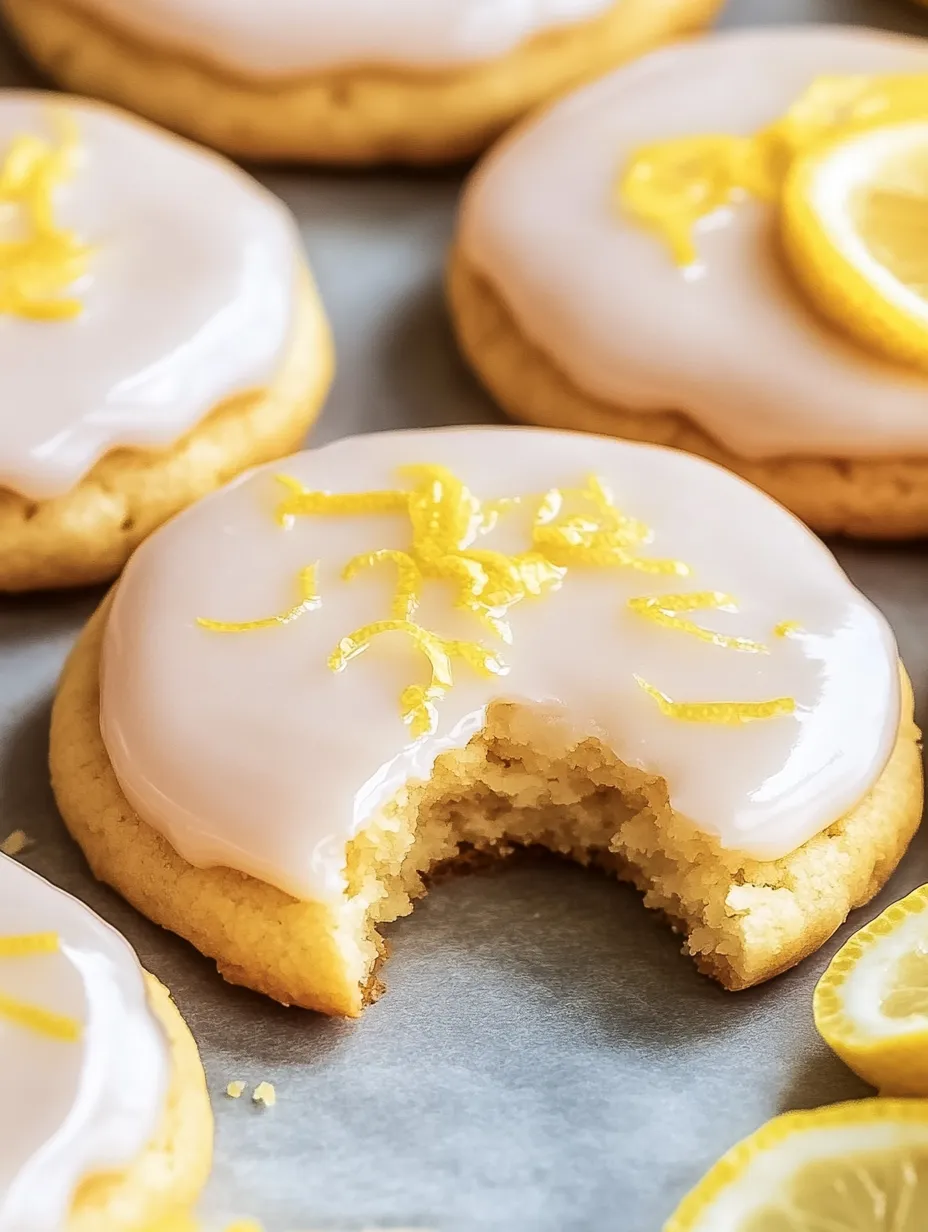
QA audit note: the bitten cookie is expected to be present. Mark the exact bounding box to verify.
[0,855,212,1231]
[0,92,332,592]
[50,427,923,1017]
[1,0,722,164]
[449,27,928,538]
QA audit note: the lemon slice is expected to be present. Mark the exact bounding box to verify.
[782,119,928,369]
[664,1099,928,1231]
[814,884,928,1095]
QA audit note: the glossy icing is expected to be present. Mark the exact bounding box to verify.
[457,27,928,459]
[99,427,899,903]
[62,0,616,76]
[0,856,169,1232]
[0,92,298,501]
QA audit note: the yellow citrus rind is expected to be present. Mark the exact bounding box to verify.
[782,120,928,371]
[664,1097,928,1231]
[814,882,928,1095]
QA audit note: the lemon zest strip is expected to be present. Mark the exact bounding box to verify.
[628,591,768,653]
[635,675,795,724]
[618,73,928,266]
[329,619,507,738]
[532,476,689,576]
[0,115,92,320]
[0,932,59,958]
[197,564,320,633]
[226,465,794,736]
[774,620,803,638]
[275,473,408,528]
[343,549,423,621]
[0,989,81,1041]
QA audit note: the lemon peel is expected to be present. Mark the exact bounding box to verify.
[0,991,81,1041]
[814,884,928,1097]
[202,464,793,736]
[782,118,928,370]
[773,620,802,638]
[628,591,767,653]
[198,564,320,633]
[620,133,781,266]
[0,932,58,957]
[635,676,795,725]
[0,930,82,1041]
[329,619,507,738]
[531,475,688,576]
[0,115,91,320]
[620,72,928,277]
[664,1097,928,1232]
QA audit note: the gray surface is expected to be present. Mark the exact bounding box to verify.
[1,1,927,1228]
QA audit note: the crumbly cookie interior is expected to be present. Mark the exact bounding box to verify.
[339,701,834,999]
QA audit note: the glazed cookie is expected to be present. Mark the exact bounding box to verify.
[0,92,332,592]
[0,854,212,1231]
[50,427,922,1017]
[1,0,722,164]
[450,27,928,538]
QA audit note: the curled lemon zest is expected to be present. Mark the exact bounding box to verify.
[219,464,795,735]
[619,73,928,267]
[197,564,320,633]
[0,115,91,320]
[0,932,59,957]
[532,476,689,575]
[774,620,803,638]
[329,619,507,738]
[635,675,795,724]
[628,591,768,653]
[344,549,422,621]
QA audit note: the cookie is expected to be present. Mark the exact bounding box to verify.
[49,427,923,1016]
[0,93,332,592]
[449,28,928,538]
[0,855,212,1230]
[1,0,722,164]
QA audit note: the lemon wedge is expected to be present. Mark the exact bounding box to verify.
[664,1099,928,1231]
[814,884,928,1096]
[783,119,928,369]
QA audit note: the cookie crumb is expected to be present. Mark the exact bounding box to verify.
[0,830,30,857]
[225,1080,245,1099]
[252,1081,276,1107]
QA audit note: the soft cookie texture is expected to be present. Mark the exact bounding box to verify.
[51,603,922,1015]
[0,93,333,592]
[1,0,723,164]
[1,270,332,591]
[448,258,928,539]
[49,428,923,1016]
[70,976,213,1232]
[449,27,928,537]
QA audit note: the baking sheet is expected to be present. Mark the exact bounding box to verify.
[1,1,927,1228]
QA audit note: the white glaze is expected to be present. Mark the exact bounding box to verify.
[61,0,617,76]
[457,27,928,459]
[0,92,298,501]
[99,427,899,903]
[0,856,169,1232]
